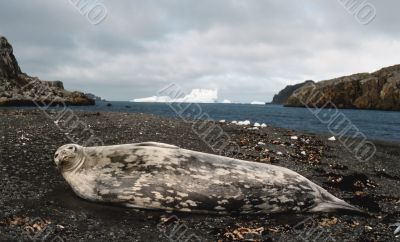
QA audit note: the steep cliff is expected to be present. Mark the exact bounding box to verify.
[0,36,94,106]
[0,37,21,78]
[285,65,400,111]
[272,80,314,104]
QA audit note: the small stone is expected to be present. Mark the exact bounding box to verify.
[56,224,65,229]
[291,136,298,140]
[364,225,373,231]
[355,191,364,196]
[349,221,360,228]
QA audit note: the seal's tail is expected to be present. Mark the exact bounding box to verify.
[309,199,365,214]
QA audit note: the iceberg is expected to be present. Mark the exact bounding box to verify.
[222,99,232,104]
[131,89,218,103]
[250,101,265,105]
[130,96,172,103]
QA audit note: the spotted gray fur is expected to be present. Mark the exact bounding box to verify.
[54,142,362,214]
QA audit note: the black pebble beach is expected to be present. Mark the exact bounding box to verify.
[1,109,400,241]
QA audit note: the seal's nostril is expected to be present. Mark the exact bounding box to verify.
[55,153,59,158]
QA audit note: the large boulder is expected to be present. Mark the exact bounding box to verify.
[285,65,400,111]
[0,36,95,106]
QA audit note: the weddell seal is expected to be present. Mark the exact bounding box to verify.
[54,142,362,214]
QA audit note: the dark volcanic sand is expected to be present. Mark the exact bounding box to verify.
[1,109,400,241]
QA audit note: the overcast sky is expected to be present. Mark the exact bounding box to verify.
[0,0,399,102]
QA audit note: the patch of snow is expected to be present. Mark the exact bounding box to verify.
[328,136,336,141]
[254,122,261,127]
[261,123,267,128]
[237,120,251,126]
[291,136,298,140]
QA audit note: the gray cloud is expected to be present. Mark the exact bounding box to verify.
[0,0,399,102]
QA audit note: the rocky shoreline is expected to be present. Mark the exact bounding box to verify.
[271,80,314,105]
[1,109,400,241]
[0,36,94,106]
[283,65,400,111]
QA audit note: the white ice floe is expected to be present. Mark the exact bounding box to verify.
[219,120,226,123]
[328,136,336,141]
[291,136,298,140]
[231,120,238,124]
[237,120,251,126]
[261,123,267,128]
[254,122,261,127]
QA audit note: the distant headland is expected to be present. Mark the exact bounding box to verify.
[272,65,400,111]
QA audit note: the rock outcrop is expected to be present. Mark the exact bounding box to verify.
[272,80,314,104]
[0,36,94,106]
[285,65,400,111]
[0,37,21,78]
[85,93,105,102]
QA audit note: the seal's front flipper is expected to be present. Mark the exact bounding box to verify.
[135,142,179,149]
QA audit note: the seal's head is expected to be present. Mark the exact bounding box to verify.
[54,144,84,172]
